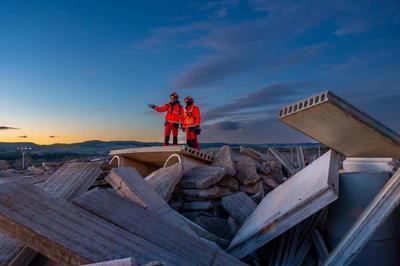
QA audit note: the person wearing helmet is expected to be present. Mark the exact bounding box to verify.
[148,92,184,146]
[181,96,201,150]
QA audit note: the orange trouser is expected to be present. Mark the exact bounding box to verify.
[164,122,179,145]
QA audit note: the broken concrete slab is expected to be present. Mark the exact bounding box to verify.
[110,146,213,168]
[0,162,102,265]
[182,186,233,200]
[144,163,183,201]
[255,162,271,176]
[324,168,400,266]
[73,189,245,266]
[110,155,157,177]
[0,175,48,185]
[216,175,239,191]
[190,215,235,240]
[106,167,196,236]
[249,186,265,204]
[239,146,267,162]
[260,175,279,189]
[84,258,138,266]
[312,229,329,263]
[178,214,231,248]
[212,145,236,176]
[39,162,102,200]
[239,181,263,195]
[279,91,400,158]
[163,153,205,173]
[296,146,306,170]
[268,147,297,176]
[0,181,189,265]
[228,150,339,258]
[182,201,213,211]
[180,165,226,189]
[342,157,395,173]
[221,192,257,226]
[234,155,260,186]
[106,167,230,245]
[84,258,163,266]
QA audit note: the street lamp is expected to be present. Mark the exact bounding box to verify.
[17,147,32,170]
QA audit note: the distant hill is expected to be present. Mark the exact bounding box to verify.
[0,140,322,155]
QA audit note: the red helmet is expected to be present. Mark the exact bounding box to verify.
[170,92,179,100]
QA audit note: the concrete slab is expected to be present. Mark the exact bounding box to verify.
[109,146,213,168]
[228,150,339,258]
[279,91,400,158]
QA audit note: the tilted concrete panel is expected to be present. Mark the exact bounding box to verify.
[279,91,400,158]
[228,150,339,258]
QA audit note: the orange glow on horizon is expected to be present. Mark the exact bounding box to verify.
[0,129,163,145]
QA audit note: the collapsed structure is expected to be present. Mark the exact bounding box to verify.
[0,91,399,265]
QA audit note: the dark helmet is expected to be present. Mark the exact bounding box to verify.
[184,96,194,104]
[170,92,179,100]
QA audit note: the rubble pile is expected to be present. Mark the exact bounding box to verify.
[0,91,399,265]
[167,145,284,244]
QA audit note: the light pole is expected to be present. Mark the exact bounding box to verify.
[17,147,32,170]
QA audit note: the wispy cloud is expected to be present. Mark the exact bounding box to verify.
[206,120,244,131]
[0,126,18,130]
[48,135,59,139]
[19,135,28,138]
[138,0,399,89]
[203,81,317,121]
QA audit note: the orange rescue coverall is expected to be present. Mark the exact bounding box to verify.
[182,104,201,149]
[154,101,184,145]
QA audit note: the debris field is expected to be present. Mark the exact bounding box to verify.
[0,91,399,266]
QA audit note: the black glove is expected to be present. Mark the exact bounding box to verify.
[148,104,156,109]
[195,125,201,135]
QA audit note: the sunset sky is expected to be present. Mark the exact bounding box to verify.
[1,0,400,144]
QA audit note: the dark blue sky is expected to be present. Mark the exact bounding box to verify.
[1,0,399,144]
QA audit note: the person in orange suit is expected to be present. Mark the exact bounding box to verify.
[148,92,184,146]
[181,96,201,150]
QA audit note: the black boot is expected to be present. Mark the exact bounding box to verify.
[164,136,170,146]
[173,136,178,145]
[187,139,193,148]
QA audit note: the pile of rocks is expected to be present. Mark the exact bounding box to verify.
[164,145,284,243]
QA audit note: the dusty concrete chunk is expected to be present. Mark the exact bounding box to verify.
[145,163,183,201]
[216,175,240,191]
[212,146,236,176]
[182,201,213,211]
[221,192,257,226]
[182,186,233,200]
[240,181,263,195]
[191,215,234,240]
[180,166,226,189]
[249,185,265,203]
[235,155,260,186]
[261,175,280,189]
